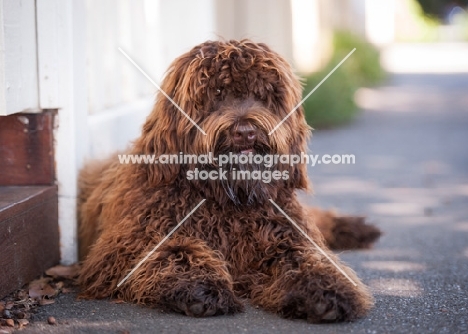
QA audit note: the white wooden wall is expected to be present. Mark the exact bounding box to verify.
[0,0,39,115]
[86,0,217,115]
[0,0,88,263]
[85,0,217,160]
[215,0,294,64]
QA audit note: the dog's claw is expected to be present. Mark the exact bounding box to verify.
[314,303,327,314]
[188,303,205,316]
[322,309,338,321]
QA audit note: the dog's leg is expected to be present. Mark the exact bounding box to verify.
[124,237,244,316]
[78,158,116,261]
[80,235,243,317]
[248,208,373,322]
[305,207,381,250]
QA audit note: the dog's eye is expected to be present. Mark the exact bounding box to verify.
[215,88,222,96]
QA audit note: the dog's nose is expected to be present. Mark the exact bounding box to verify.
[232,123,257,145]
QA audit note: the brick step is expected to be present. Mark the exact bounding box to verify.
[0,186,59,298]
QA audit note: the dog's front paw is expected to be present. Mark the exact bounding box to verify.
[169,281,244,317]
[279,290,362,323]
[279,291,342,323]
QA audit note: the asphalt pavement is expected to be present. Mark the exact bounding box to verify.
[23,49,468,334]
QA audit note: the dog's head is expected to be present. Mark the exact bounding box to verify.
[135,40,311,206]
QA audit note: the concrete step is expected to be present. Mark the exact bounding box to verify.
[0,186,59,297]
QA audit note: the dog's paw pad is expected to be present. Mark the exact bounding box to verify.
[173,282,243,317]
[280,293,350,323]
[188,302,206,316]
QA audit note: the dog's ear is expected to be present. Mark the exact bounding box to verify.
[277,73,311,192]
[287,107,311,191]
[240,41,311,191]
[133,47,209,186]
[255,43,311,192]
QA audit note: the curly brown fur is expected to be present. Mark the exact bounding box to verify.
[306,208,382,251]
[78,40,380,323]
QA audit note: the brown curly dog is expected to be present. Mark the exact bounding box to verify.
[78,40,381,323]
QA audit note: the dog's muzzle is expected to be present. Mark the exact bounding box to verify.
[230,122,258,154]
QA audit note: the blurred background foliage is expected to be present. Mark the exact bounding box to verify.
[416,0,468,19]
[406,0,468,42]
[302,31,386,129]
[301,0,468,129]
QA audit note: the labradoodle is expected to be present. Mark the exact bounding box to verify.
[78,40,381,323]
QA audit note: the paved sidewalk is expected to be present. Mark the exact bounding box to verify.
[23,71,468,334]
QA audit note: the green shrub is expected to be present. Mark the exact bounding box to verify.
[302,63,358,129]
[301,31,386,128]
[333,30,386,86]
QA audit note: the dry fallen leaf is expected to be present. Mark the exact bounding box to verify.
[0,264,79,329]
[14,311,25,319]
[15,290,28,302]
[28,278,57,299]
[111,299,126,304]
[45,264,80,279]
[39,299,55,306]
[17,319,29,328]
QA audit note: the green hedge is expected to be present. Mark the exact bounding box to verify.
[302,31,385,129]
[333,30,386,86]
